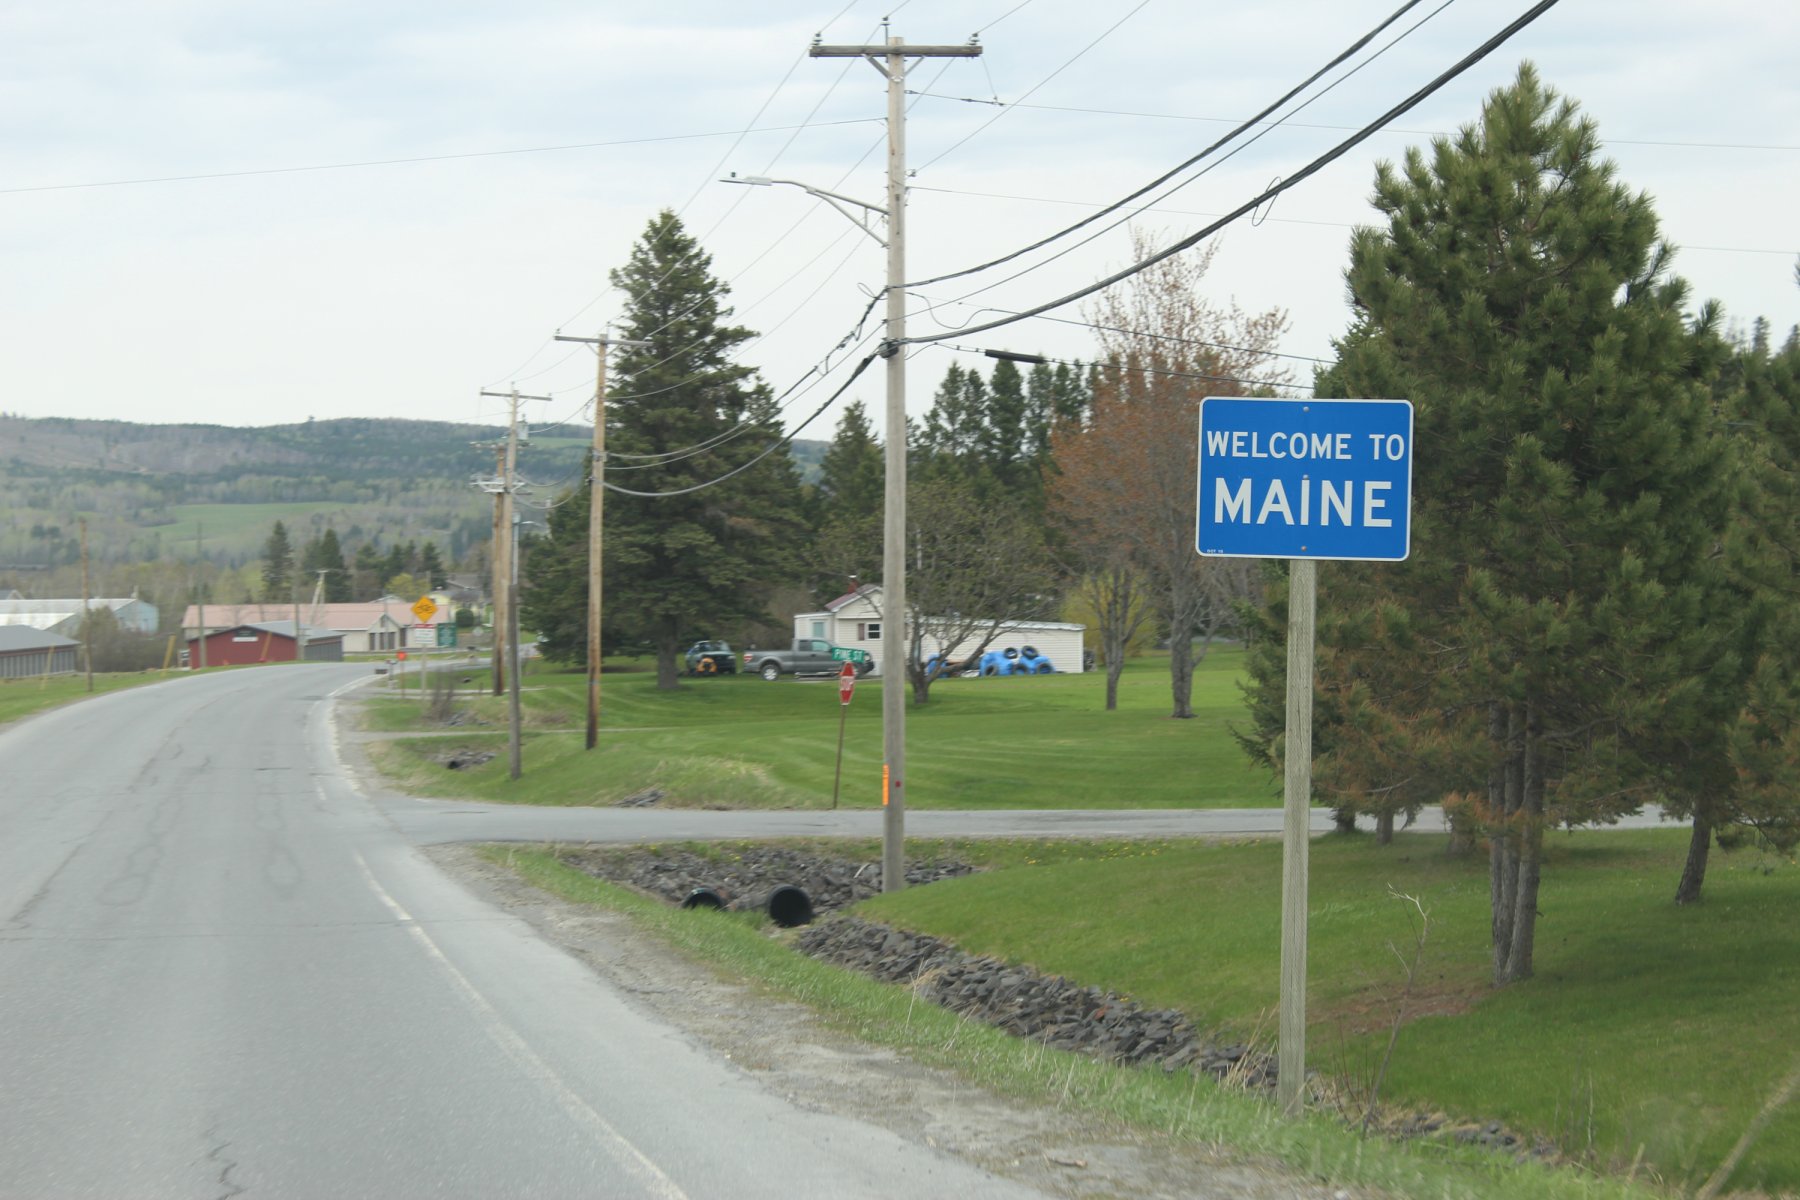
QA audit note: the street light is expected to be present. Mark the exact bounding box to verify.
[722,162,910,892]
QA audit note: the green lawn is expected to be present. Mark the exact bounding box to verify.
[362,651,1279,809]
[0,672,170,726]
[853,829,1800,1195]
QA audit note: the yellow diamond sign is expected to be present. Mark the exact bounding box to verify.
[410,596,438,624]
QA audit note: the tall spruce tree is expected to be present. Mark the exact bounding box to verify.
[300,528,351,602]
[1666,324,1800,901]
[1243,65,1746,983]
[524,210,805,688]
[260,521,293,601]
[816,399,883,523]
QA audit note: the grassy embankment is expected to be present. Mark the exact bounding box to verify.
[504,831,1799,1197]
[363,649,1276,809]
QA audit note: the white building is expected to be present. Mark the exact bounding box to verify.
[794,584,1085,676]
[0,597,159,636]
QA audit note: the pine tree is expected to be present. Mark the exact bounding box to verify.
[1244,65,1742,983]
[352,542,383,601]
[419,542,448,591]
[301,529,352,603]
[382,544,406,591]
[1666,325,1800,901]
[524,210,806,687]
[816,400,883,524]
[260,521,293,601]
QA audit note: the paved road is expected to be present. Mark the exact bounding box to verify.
[0,665,1051,1198]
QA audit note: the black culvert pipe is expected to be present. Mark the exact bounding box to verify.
[681,887,727,911]
[766,885,814,928]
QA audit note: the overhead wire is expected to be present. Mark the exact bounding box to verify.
[902,0,1436,290]
[500,3,873,385]
[912,0,1152,173]
[529,13,892,388]
[603,352,880,497]
[529,34,979,470]
[0,117,887,198]
[905,96,1800,153]
[892,0,1570,349]
[935,342,1312,394]
[910,181,1800,256]
[910,292,1333,364]
[911,0,1460,312]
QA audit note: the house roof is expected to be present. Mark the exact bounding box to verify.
[823,584,881,612]
[0,626,78,651]
[0,598,148,629]
[182,602,409,631]
[807,585,1084,632]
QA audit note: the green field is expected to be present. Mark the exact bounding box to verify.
[165,501,360,556]
[364,651,1278,809]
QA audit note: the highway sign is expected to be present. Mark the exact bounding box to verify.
[410,596,439,624]
[837,660,857,704]
[1196,397,1413,561]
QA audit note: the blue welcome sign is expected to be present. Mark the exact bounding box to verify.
[1196,397,1413,561]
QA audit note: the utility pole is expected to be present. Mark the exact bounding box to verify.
[487,443,508,697]
[554,329,650,750]
[810,32,980,893]
[292,578,306,666]
[508,511,525,779]
[194,522,207,670]
[79,518,92,692]
[477,387,548,772]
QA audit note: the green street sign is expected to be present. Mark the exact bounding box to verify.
[436,624,458,648]
[830,647,869,663]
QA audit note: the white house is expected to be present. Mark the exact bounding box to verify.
[794,585,1085,676]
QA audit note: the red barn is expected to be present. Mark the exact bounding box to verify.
[187,621,343,668]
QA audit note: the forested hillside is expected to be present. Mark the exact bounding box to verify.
[0,414,826,570]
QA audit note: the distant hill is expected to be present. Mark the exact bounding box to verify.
[0,415,827,570]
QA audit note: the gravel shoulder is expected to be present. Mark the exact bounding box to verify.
[424,842,1368,1200]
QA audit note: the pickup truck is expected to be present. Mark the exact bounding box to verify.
[742,638,873,682]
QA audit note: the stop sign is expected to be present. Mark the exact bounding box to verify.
[837,660,856,704]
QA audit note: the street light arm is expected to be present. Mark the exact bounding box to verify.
[722,175,888,247]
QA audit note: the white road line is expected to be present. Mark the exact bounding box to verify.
[351,851,690,1200]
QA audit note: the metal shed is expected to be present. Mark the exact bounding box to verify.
[0,627,79,679]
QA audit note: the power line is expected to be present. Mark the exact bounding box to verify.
[914,1,1151,173]
[910,182,1800,257]
[936,342,1313,394]
[0,118,885,197]
[603,353,879,497]
[914,0,1460,311]
[903,0,1438,290]
[908,94,1800,153]
[893,0,1569,349]
[909,293,1333,364]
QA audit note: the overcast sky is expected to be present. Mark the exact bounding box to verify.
[4,0,1795,439]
